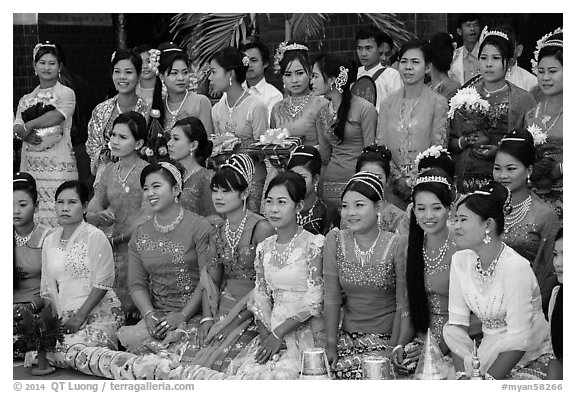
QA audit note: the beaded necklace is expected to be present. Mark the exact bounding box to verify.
[423,232,450,274]
[14,223,37,247]
[225,213,248,259]
[116,162,137,193]
[153,207,184,234]
[272,227,301,266]
[474,243,505,292]
[287,93,311,118]
[224,90,248,134]
[353,229,381,267]
[504,194,532,234]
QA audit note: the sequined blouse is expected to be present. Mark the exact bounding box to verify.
[86,96,150,176]
[502,192,561,310]
[448,245,545,338]
[180,167,217,217]
[208,212,266,283]
[128,210,213,312]
[248,229,325,331]
[297,198,341,236]
[270,95,332,147]
[323,229,408,335]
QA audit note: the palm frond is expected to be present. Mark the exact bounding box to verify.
[358,13,415,48]
[290,13,329,41]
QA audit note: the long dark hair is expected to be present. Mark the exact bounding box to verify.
[406,168,453,335]
[313,53,356,141]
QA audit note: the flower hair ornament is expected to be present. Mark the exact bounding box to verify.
[273,41,309,74]
[333,66,349,93]
[148,49,161,75]
[33,41,57,59]
[414,145,450,169]
[526,124,547,146]
[531,27,563,74]
[242,54,250,67]
[478,26,509,46]
[111,51,117,63]
[159,162,183,192]
[221,153,255,189]
[343,171,384,201]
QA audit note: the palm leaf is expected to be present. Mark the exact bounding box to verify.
[290,13,329,41]
[357,13,415,48]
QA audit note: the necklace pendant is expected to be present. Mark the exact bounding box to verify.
[125,186,130,193]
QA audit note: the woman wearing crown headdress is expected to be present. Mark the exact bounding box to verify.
[13,41,78,227]
[493,128,560,315]
[148,42,213,134]
[310,53,377,210]
[448,27,536,194]
[323,172,411,379]
[444,181,551,380]
[209,46,269,213]
[86,49,150,190]
[376,39,449,210]
[524,28,563,219]
[117,160,218,354]
[390,168,459,374]
[182,154,275,371]
[269,42,333,149]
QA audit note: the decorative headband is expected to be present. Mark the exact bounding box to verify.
[273,41,309,73]
[414,145,450,169]
[111,51,117,63]
[162,47,183,54]
[33,42,57,59]
[479,26,509,46]
[221,153,254,187]
[159,162,183,191]
[334,66,349,93]
[288,147,315,166]
[413,175,450,187]
[344,171,384,200]
[531,27,563,75]
[13,178,30,185]
[471,186,512,214]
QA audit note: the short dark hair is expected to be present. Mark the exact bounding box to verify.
[398,38,431,64]
[172,117,213,167]
[457,181,510,236]
[13,172,38,204]
[211,166,248,193]
[355,144,393,180]
[356,25,393,48]
[111,49,143,75]
[456,14,481,28]
[264,172,306,203]
[286,145,322,177]
[140,159,185,191]
[497,128,536,168]
[55,180,90,205]
[426,33,456,73]
[242,42,271,68]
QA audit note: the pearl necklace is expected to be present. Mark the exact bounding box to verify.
[423,233,450,274]
[153,207,184,234]
[475,243,505,292]
[430,78,447,92]
[225,213,248,258]
[482,84,508,98]
[272,227,301,266]
[542,99,563,133]
[14,224,37,247]
[116,162,137,193]
[287,93,311,118]
[353,229,381,267]
[504,194,532,234]
[165,90,189,117]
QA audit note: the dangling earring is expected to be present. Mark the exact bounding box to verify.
[161,79,167,97]
[229,76,232,87]
[58,71,61,78]
[483,229,492,244]
[526,174,532,187]
[34,69,37,76]
[377,212,382,225]
[243,197,247,212]
[314,182,318,193]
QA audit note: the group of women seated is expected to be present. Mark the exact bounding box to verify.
[13,24,563,381]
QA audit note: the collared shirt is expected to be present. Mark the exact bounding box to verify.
[506,64,538,92]
[462,42,480,84]
[243,78,283,119]
[357,64,403,113]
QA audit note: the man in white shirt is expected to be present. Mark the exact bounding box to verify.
[498,24,538,92]
[450,14,482,85]
[355,25,402,112]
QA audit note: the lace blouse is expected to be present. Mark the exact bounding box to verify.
[180,167,217,217]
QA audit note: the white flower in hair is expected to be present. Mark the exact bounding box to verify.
[148,49,161,75]
[414,145,449,168]
[527,124,547,146]
[531,27,563,75]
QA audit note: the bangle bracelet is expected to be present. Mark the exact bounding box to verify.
[272,330,281,340]
[457,137,464,150]
[392,344,404,355]
[143,310,154,319]
[200,317,214,325]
